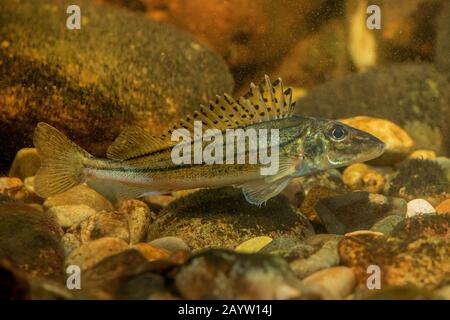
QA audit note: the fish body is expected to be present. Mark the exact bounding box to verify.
[34,76,385,205]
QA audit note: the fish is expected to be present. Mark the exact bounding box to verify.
[33,76,385,206]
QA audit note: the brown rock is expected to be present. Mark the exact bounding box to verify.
[342,163,386,193]
[0,177,27,202]
[43,185,113,212]
[65,237,129,271]
[436,199,450,215]
[47,205,97,229]
[175,249,302,299]
[132,243,171,261]
[8,148,41,180]
[71,211,130,243]
[0,0,233,169]
[0,204,64,278]
[301,266,356,300]
[149,187,314,251]
[116,199,152,244]
[339,215,450,289]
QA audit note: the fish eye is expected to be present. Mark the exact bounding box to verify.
[329,125,348,141]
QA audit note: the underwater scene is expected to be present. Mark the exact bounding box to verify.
[0,0,449,302]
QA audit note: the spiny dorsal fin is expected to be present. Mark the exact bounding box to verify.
[107,126,172,161]
[160,75,295,140]
[108,76,296,159]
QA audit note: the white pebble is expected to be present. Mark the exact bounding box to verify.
[406,199,435,218]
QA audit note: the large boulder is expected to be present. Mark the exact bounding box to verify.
[0,0,233,169]
[148,187,314,251]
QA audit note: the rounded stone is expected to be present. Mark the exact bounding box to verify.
[0,204,64,278]
[436,199,450,215]
[115,199,152,244]
[406,199,436,218]
[8,148,41,180]
[235,236,273,253]
[47,205,97,229]
[43,185,113,212]
[65,237,129,271]
[301,266,356,300]
[0,0,233,168]
[148,187,314,251]
[148,236,190,253]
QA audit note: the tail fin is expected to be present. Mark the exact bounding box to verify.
[33,122,91,198]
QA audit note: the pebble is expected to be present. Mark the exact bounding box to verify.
[116,199,152,244]
[408,149,436,160]
[301,267,356,300]
[259,236,316,262]
[60,233,81,257]
[47,205,97,228]
[342,163,385,193]
[132,243,172,261]
[435,199,450,215]
[175,249,302,299]
[74,211,130,243]
[148,236,190,253]
[65,237,129,271]
[406,199,436,218]
[8,148,41,180]
[370,215,405,235]
[344,230,384,237]
[235,236,273,253]
[290,239,341,279]
[43,185,113,212]
[339,116,414,164]
[0,177,27,202]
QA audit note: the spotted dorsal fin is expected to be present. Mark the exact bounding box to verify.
[160,75,296,139]
[108,76,296,160]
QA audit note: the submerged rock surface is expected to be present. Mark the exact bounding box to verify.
[0,0,233,169]
[148,187,314,251]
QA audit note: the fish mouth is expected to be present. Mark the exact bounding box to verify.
[362,135,386,162]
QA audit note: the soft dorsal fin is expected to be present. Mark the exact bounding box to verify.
[160,75,295,139]
[107,126,171,160]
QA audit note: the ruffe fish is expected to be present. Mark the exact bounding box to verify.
[33,76,385,206]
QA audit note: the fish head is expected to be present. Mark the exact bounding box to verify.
[303,119,385,171]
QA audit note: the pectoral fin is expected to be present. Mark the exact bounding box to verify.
[237,176,292,207]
